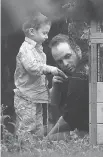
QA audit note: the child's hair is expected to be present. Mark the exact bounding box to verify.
[22,12,51,36]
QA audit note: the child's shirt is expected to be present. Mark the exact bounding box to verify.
[14,37,51,103]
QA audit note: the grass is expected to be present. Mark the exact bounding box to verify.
[1,130,103,157]
[1,105,103,157]
[1,143,103,157]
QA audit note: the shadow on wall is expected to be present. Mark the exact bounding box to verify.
[1,30,24,134]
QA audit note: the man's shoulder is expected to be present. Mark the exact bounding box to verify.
[77,52,89,76]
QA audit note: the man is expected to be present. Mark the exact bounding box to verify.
[47,34,89,140]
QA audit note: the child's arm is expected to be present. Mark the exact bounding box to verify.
[20,48,67,78]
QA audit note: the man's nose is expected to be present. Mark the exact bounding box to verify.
[63,59,68,66]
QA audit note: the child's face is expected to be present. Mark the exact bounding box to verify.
[30,24,51,43]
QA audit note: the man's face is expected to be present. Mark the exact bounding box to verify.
[32,24,51,43]
[51,42,79,74]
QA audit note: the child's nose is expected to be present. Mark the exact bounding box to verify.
[45,34,48,39]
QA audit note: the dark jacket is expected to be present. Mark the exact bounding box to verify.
[59,56,89,131]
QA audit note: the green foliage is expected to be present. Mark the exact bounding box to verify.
[67,19,91,66]
[68,21,89,40]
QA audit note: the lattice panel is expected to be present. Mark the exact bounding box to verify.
[97,44,103,82]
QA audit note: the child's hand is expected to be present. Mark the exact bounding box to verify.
[50,67,68,79]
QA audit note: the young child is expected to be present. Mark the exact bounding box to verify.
[14,13,67,137]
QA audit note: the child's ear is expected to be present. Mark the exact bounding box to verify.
[29,28,35,36]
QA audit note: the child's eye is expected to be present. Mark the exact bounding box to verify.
[43,32,48,35]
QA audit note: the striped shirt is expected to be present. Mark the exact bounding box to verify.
[14,37,51,103]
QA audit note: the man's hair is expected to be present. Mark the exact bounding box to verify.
[49,34,82,60]
[22,12,51,36]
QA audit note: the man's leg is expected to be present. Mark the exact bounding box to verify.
[46,132,70,141]
[46,116,70,139]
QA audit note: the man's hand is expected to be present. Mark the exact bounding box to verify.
[50,75,65,106]
[50,70,68,105]
[52,75,67,88]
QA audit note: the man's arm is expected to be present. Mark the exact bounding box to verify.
[49,76,67,106]
[50,86,61,105]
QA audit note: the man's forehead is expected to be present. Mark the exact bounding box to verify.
[57,42,72,54]
[51,42,72,61]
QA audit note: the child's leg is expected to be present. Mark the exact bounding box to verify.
[14,95,43,137]
[35,103,43,137]
[42,103,48,136]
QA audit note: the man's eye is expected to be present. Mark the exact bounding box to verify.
[65,54,71,59]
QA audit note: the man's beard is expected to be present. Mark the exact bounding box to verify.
[63,67,76,76]
[62,69,72,77]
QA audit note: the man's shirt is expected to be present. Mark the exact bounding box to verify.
[59,57,89,131]
[14,37,50,103]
